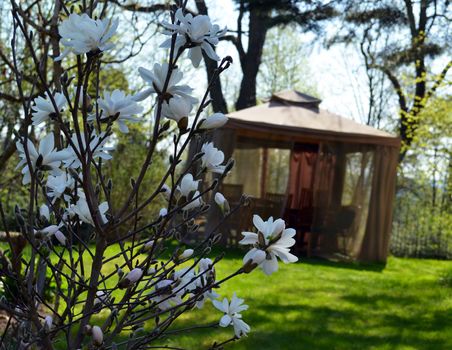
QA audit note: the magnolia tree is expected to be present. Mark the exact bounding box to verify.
[0,1,298,349]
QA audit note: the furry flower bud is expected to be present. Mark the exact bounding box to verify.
[118,268,143,289]
[92,325,103,346]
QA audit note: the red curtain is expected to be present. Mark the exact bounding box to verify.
[287,143,319,210]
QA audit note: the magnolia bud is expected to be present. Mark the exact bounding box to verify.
[117,267,124,277]
[214,192,230,214]
[94,291,107,306]
[43,315,52,330]
[144,240,155,251]
[159,208,168,217]
[84,325,92,334]
[199,113,228,130]
[39,204,50,221]
[161,184,171,200]
[118,268,143,289]
[92,325,103,346]
[178,248,193,260]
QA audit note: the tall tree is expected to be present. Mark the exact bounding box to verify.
[114,0,336,112]
[331,0,451,160]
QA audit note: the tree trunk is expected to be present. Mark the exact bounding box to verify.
[235,7,269,111]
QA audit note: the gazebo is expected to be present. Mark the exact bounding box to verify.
[209,90,400,263]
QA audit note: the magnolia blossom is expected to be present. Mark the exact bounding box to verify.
[161,184,171,200]
[177,174,202,210]
[177,174,199,198]
[196,258,218,309]
[39,204,50,221]
[159,208,168,217]
[55,13,118,61]
[201,142,226,174]
[94,290,108,307]
[32,92,66,126]
[92,325,103,346]
[137,63,197,103]
[46,172,75,202]
[174,267,198,293]
[240,215,298,275]
[161,95,193,123]
[178,248,194,260]
[199,112,228,130]
[93,90,143,133]
[119,268,143,289]
[40,224,66,245]
[213,293,250,338]
[68,197,109,226]
[63,132,112,169]
[151,279,183,310]
[182,190,202,211]
[43,315,53,330]
[144,240,155,251]
[16,133,70,184]
[214,192,229,213]
[161,9,226,67]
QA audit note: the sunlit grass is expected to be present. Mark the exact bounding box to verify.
[2,242,452,349]
[158,255,452,350]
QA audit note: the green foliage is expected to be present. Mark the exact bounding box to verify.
[392,96,452,258]
[257,26,319,99]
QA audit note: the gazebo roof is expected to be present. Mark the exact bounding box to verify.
[226,90,400,147]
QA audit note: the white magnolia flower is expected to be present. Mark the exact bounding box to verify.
[195,258,218,309]
[46,172,75,202]
[177,174,199,198]
[137,63,197,103]
[159,208,168,217]
[174,267,198,293]
[161,184,171,200]
[92,325,103,346]
[201,142,226,174]
[43,315,53,330]
[161,95,193,123]
[55,13,118,61]
[93,90,143,133]
[214,192,229,213]
[94,290,108,306]
[16,134,70,184]
[151,279,183,310]
[178,248,194,260]
[199,112,228,130]
[39,204,50,221]
[161,9,226,67]
[32,92,66,126]
[213,293,250,338]
[63,132,113,169]
[240,215,298,275]
[119,268,143,289]
[182,190,202,211]
[40,224,66,245]
[144,240,155,251]
[68,197,108,226]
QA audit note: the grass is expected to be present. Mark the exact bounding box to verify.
[159,253,452,350]
[2,243,452,349]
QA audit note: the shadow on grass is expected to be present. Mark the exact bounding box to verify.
[242,300,452,350]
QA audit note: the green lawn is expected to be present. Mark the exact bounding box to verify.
[2,243,452,349]
[160,254,452,350]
